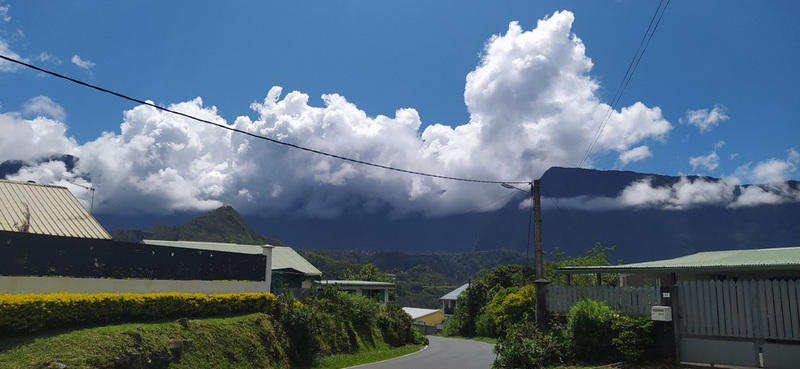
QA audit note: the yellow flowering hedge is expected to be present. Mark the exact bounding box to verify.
[0,292,276,335]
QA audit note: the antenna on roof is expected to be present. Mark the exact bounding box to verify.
[65,181,96,214]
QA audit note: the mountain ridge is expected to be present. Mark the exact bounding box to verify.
[109,205,284,246]
[2,163,794,263]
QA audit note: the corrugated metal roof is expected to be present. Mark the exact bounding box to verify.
[143,239,266,254]
[402,307,443,320]
[272,246,322,276]
[142,240,322,276]
[440,283,469,301]
[558,246,800,274]
[0,180,110,239]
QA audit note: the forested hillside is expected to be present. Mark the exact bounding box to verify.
[108,206,527,308]
[298,248,526,308]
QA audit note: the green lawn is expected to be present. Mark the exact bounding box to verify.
[442,335,499,345]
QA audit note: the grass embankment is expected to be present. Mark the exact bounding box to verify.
[446,335,498,345]
[0,313,422,369]
[0,313,290,368]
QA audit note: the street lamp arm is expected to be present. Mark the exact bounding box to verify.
[500,182,532,194]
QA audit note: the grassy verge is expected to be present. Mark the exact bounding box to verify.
[445,335,499,345]
[313,345,422,369]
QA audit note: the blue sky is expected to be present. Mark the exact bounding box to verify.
[1,1,799,216]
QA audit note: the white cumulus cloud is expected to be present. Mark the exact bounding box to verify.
[71,55,95,71]
[22,96,67,121]
[4,11,674,217]
[37,53,60,64]
[617,146,652,167]
[689,151,719,171]
[553,151,800,212]
[680,104,729,133]
[0,39,25,72]
[0,112,78,162]
[736,149,800,184]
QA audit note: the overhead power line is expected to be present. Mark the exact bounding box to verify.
[0,54,530,185]
[577,0,671,168]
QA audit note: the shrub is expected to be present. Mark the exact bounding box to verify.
[0,292,276,335]
[475,305,496,337]
[566,299,616,363]
[339,291,380,327]
[493,317,570,369]
[489,285,536,336]
[612,314,654,362]
[378,303,417,347]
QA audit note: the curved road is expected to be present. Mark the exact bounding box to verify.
[351,336,496,369]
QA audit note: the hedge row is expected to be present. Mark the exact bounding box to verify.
[0,292,277,335]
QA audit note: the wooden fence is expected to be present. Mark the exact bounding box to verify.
[549,285,659,316]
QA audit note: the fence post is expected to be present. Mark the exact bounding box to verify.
[261,245,273,292]
[670,283,681,364]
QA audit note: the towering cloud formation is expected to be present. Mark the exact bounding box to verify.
[7,11,793,217]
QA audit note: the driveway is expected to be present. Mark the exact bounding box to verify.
[351,335,496,369]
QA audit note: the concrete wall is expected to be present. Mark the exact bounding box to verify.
[0,276,270,294]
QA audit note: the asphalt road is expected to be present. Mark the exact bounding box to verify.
[350,335,496,369]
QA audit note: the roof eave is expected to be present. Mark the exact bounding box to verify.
[557,264,800,274]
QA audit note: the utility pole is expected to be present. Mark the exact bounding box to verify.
[533,179,543,280]
[532,179,550,332]
[502,179,550,331]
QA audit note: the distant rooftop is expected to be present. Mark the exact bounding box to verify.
[142,240,322,276]
[558,246,800,274]
[0,179,110,239]
[402,307,443,320]
[440,283,469,301]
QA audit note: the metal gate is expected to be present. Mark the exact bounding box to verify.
[676,280,800,368]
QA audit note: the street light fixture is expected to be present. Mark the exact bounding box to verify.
[65,181,96,214]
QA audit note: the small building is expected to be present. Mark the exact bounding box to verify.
[440,283,469,315]
[403,307,445,327]
[143,240,322,293]
[0,179,110,239]
[270,246,323,291]
[314,280,395,305]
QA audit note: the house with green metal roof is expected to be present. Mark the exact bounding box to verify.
[557,246,800,287]
[143,240,322,292]
[270,246,322,290]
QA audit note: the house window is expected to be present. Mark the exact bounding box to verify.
[364,289,383,301]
